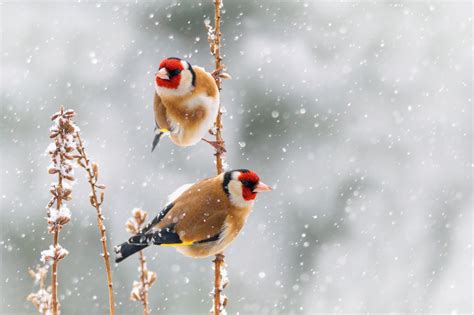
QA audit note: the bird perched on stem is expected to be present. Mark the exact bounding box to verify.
[151,57,225,152]
[114,169,272,262]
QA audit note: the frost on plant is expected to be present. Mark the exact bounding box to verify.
[126,208,157,314]
[210,259,229,315]
[40,244,69,263]
[45,107,77,233]
[27,264,52,314]
[43,106,78,314]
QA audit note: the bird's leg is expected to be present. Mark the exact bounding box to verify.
[211,65,224,81]
[202,138,226,154]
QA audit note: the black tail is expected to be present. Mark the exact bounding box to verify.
[114,241,148,263]
[151,131,164,152]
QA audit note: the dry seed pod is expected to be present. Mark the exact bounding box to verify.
[47,198,56,208]
[92,163,99,179]
[220,72,232,80]
[126,221,137,234]
[147,270,157,285]
[95,184,106,190]
[64,175,75,181]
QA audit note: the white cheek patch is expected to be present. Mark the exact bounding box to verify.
[228,180,254,208]
[155,68,194,97]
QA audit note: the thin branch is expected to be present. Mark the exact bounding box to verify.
[206,0,228,314]
[127,208,157,315]
[139,251,150,315]
[75,133,115,315]
[44,106,77,315]
[27,264,51,315]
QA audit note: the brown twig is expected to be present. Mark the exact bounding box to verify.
[139,251,150,315]
[27,264,51,315]
[127,208,157,315]
[44,106,77,315]
[74,133,115,315]
[205,0,229,314]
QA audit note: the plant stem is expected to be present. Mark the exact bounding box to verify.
[213,253,225,315]
[75,134,115,315]
[51,132,64,315]
[209,0,226,314]
[213,0,224,175]
[51,228,59,315]
[139,251,149,315]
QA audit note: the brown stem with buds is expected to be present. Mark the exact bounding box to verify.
[50,107,67,315]
[51,228,59,315]
[75,134,115,315]
[139,251,149,315]
[206,0,227,314]
[213,0,224,175]
[213,253,225,315]
[126,209,156,314]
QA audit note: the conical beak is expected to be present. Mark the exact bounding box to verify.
[156,68,169,80]
[253,182,273,193]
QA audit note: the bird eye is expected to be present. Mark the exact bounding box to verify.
[242,180,253,187]
[168,69,181,77]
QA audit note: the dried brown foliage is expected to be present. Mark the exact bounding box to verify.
[127,208,157,315]
[27,265,52,315]
[44,106,78,315]
[74,133,115,315]
[206,0,229,314]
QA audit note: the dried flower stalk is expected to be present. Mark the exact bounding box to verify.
[44,106,77,315]
[127,208,157,315]
[74,133,115,315]
[206,0,229,314]
[27,264,52,315]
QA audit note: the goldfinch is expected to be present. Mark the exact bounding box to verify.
[114,169,272,262]
[151,57,223,152]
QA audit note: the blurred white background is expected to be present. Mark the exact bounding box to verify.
[1,1,472,314]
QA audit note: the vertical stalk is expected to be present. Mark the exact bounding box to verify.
[213,253,225,315]
[213,0,224,175]
[51,133,64,315]
[75,134,115,315]
[51,229,59,315]
[209,0,226,314]
[139,251,149,315]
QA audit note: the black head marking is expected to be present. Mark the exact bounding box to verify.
[221,169,251,196]
[187,61,196,87]
[222,171,232,196]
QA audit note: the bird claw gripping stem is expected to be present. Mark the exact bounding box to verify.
[202,138,226,154]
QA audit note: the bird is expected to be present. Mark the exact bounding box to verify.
[114,169,272,262]
[151,57,224,152]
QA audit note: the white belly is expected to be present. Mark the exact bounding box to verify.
[169,93,219,146]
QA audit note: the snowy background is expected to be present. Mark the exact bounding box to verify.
[1,1,472,314]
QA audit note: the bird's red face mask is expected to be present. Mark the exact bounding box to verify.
[239,171,272,201]
[156,58,184,90]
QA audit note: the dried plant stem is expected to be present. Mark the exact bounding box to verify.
[207,0,227,314]
[127,209,156,313]
[213,0,224,175]
[139,251,149,315]
[27,264,52,314]
[51,228,59,315]
[75,134,115,315]
[51,128,65,315]
[51,230,59,313]
[213,253,225,314]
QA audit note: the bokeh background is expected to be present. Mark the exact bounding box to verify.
[1,1,472,314]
